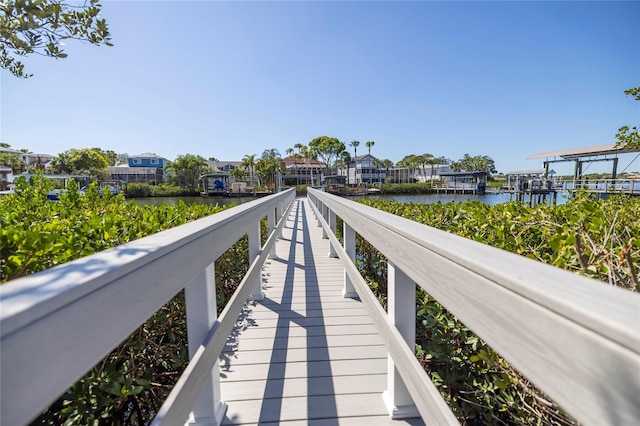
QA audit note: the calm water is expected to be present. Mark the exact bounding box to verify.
[132,192,571,207]
[362,191,571,206]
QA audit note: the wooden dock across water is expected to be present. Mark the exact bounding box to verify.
[219,198,424,425]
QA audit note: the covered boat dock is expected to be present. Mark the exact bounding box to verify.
[529,143,640,197]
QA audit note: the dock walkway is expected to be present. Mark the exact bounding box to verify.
[219,198,423,425]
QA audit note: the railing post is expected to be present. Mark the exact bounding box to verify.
[268,209,277,259]
[321,204,328,239]
[248,221,264,300]
[316,201,323,228]
[343,222,357,298]
[328,210,337,258]
[383,261,419,419]
[279,201,285,237]
[185,263,227,425]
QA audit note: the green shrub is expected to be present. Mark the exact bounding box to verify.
[355,193,639,424]
[378,182,433,194]
[0,175,254,424]
[125,182,200,198]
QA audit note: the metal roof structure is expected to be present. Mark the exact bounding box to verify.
[528,144,638,161]
[528,143,640,179]
[505,170,546,176]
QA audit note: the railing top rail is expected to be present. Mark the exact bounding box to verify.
[307,188,640,426]
[0,188,295,425]
[0,188,294,336]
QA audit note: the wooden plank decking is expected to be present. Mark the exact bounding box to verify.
[220,198,424,425]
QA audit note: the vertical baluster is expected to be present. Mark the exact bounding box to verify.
[343,222,357,298]
[248,220,264,300]
[278,201,284,238]
[185,263,227,425]
[316,201,323,228]
[328,210,337,258]
[321,204,328,239]
[268,208,277,259]
[383,261,419,419]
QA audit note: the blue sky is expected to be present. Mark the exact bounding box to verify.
[1,0,639,175]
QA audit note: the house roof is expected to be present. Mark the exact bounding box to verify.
[282,156,326,166]
[130,153,168,160]
[353,154,377,161]
[528,144,638,160]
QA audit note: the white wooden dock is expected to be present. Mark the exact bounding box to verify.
[219,198,424,425]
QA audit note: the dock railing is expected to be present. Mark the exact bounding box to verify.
[564,178,639,195]
[307,187,640,426]
[0,188,296,426]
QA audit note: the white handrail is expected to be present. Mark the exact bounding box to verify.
[307,197,459,424]
[0,188,295,426]
[307,187,640,426]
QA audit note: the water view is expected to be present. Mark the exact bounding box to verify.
[364,191,572,206]
[133,191,573,207]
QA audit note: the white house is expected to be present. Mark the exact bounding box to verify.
[0,147,55,168]
[349,154,386,185]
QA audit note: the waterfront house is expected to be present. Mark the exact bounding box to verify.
[281,157,327,186]
[0,147,55,169]
[207,160,242,173]
[349,154,385,184]
[109,153,168,184]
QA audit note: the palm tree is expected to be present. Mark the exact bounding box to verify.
[339,151,351,182]
[167,154,208,187]
[260,149,282,189]
[365,141,375,183]
[349,140,360,185]
[241,154,256,185]
[372,158,382,185]
[419,153,433,182]
[285,148,294,157]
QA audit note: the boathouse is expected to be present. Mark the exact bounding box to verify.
[434,171,487,194]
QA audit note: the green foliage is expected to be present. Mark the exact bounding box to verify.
[229,167,247,182]
[0,151,25,173]
[165,154,209,188]
[356,193,639,424]
[294,184,308,196]
[241,154,257,184]
[377,182,433,194]
[451,153,497,175]
[255,149,282,186]
[0,177,253,424]
[125,182,199,198]
[124,182,153,198]
[48,148,110,178]
[362,193,639,289]
[308,136,346,172]
[0,0,112,78]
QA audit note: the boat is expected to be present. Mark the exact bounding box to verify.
[199,173,231,197]
[18,173,90,201]
[98,180,125,195]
